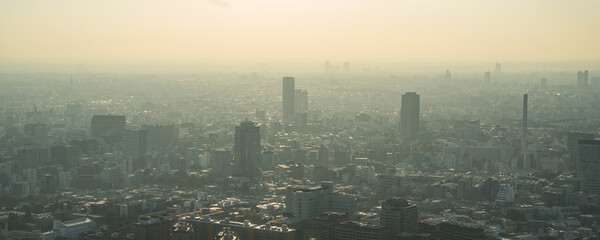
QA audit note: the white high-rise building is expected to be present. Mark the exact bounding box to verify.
[285,182,356,221]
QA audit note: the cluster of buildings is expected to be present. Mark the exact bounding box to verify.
[0,68,599,239]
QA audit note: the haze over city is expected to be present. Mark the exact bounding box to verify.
[0,1,599,240]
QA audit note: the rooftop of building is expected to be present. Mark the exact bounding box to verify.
[61,218,93,227]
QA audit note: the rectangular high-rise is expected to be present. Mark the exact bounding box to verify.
[122,129,150,159]
[400,92,420,138]
[380,198,419,236]
[282,77,296,122]
[567,132,594,171]
[484,71,491,84]
[234,121,261,178]
[91,115,126,142]
[578,140,600,194]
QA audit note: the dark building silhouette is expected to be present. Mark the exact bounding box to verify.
[143,124,178,148]
[400,92,420,139]
[122,129,150,159]
[335,220,384,240]
[234,121,261,178]
[282,77,296,122]
[212,149,232,177]
[133,213,175,240]
[380,198,419,237]
[567,132,594,171]
[578,140,600,194]
[522,93,528,169]
[91,115,126,143]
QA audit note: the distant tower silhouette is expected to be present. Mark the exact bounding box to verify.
[282,77,296,122]
[522,93,528,168]
[444,70,452,81]
[400,92,420,139]
[578,70,588,90]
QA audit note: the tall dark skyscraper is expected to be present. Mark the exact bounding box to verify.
[234,121,261,178]
[495,63,502,73]
[400,92,420,138]
[282,77,296,122]
[484,71,491,84]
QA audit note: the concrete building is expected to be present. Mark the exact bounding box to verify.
[577,140,600,194]
[285,182,356,221]
[91,115,126,143]
[122,129,150,159]
[234,121,261,178]
[133,213,175,240]
[335,220,384,240]
[282,77,296,122]
[400,92,420,139]
[184,216,295,240]
[568,132,594,171]
[144,124,178,148]
[380,198,419,237]
[40,218,96,240]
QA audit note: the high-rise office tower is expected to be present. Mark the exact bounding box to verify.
[234,121,261,178]
[578,70,589,90]
[567,132,595,171]
[16,143,48,171]
[522,94,528,168]
[400,92,420,138]
[282,77,296,122]
[122,129,150,159]
[495,63,501,73]
[577,140,600,194]
[91,115,126,143]
[484,71,491,84]
[380,198,419,236]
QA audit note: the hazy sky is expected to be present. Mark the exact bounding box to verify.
[2,0,599,62]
